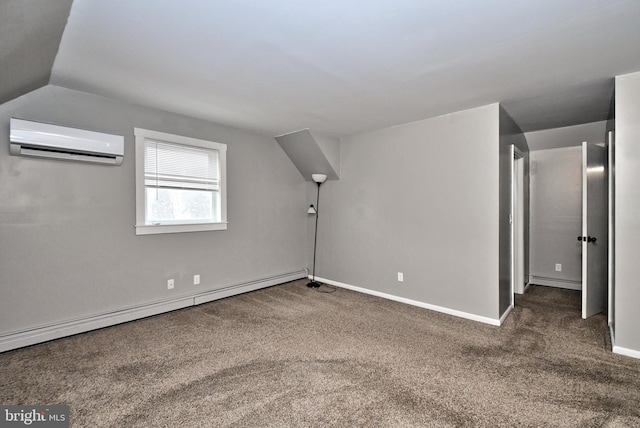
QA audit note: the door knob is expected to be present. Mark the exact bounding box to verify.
[587,236,597,243]
[577,236,585,241]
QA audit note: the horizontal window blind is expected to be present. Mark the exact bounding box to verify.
[144,140,219,191]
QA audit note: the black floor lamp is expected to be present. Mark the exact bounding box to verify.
[307,173,327,288]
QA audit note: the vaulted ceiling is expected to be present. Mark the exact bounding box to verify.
[0,0,72,105]
[4,1,640,137]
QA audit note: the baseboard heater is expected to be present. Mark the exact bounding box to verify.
[0,270,306,353]
[529,276,581,291]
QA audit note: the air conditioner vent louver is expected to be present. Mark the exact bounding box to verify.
[9,118,124,166]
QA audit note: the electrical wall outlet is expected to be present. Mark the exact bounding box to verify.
[555,264,562,272]
[194,274,200,285]
[397,272,404,282]
[167,279,175,289]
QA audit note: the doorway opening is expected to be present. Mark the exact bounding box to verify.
[522,139,610,320]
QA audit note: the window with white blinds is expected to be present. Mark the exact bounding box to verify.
[134,128,227,235]
[144,141,219,192]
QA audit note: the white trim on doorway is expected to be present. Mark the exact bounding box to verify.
[512,146,525,296]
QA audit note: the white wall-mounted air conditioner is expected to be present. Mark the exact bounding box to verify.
[9,118,124,166]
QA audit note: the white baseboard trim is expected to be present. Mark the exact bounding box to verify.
[612,345,640,360]
[529,276,581,291]
[312,276,501,326]
[0,270,307,353]
[499,304,514,325]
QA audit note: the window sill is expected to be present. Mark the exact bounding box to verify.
[135,222,228,235]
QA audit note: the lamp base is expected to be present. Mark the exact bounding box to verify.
[307,280,321,288]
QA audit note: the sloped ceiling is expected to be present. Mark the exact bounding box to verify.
[5,1,640,137]
[0,0,72,105]
[525,121,609,151]
[275,129,341,181]
[501,79,615,133]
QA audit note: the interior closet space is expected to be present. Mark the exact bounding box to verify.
[524,121,609,291]
[529,146,583,290]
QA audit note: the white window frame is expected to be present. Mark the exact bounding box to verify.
[134,128,227,235]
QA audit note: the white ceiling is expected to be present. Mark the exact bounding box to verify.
[49,0,640,137]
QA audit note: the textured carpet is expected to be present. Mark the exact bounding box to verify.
[1,281,639,427]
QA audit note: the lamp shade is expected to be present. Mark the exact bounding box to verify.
[312,174,327,183]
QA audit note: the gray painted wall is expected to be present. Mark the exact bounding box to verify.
[614,71,640,354]
[498,107,529,316]
[529,147,582,287]
[311,104,501,321]
[0,85,306,335]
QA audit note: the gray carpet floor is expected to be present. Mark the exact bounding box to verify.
[1,281,639,427]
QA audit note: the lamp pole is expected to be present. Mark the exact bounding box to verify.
[308,181,322,288]
[308,174,327,288]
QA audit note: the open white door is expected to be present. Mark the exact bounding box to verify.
[581,142,608,319]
